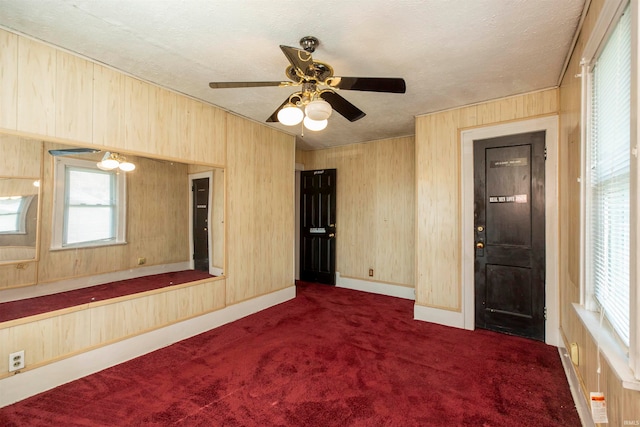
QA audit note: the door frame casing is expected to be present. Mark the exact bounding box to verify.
[188,171,215,275]
[461,115,559,346]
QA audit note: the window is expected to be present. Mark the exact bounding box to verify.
[52,157,127,249]
[586,4,631,346]
[0,196,33,234]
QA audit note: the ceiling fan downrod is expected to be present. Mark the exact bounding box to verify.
[300,36,319,53]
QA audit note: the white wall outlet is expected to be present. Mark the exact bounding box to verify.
[9,350,25,372]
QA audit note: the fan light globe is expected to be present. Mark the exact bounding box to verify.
[100,158,119,170]
[119,161,136,172]
[303,116,328,131]
[277,105,303,126]
[305,100,332,121]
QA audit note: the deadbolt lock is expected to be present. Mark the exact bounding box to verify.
[477,226,484,232]
[476,242,484,249]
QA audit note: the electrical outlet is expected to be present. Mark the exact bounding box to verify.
[9,350,24,372]
[137,257,146,265]
[368,268,374,277]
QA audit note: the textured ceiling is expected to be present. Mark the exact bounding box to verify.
[0,0,586,150]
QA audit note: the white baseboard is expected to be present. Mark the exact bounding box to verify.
[0,285,296,408]
[413,303,466,329]
[558,347,595,427]
[335,272,415,300]
[210,266,224,277]
[0,262,191,303]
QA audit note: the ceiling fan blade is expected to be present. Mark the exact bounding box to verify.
[48,148,101,156]
[280,45,314,78]
[319,91,366,122]
[266,97,294,123]
[327,77,406,93]
[209,81,287,89]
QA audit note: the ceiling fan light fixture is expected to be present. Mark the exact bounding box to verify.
[277,104,304,126]
[305,99,332,121]
[97,152,135,171]
[98,156,119,170]
[303,116,328,131]
[118,161,136,172]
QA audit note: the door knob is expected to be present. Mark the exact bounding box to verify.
[329,233,335,238]
[476,242,484,249]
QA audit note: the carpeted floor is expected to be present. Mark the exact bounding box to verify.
[0,282,581,426]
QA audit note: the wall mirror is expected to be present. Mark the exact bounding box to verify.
[0,179,39,263]
[0,133,225,317]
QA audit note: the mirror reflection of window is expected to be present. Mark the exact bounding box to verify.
[52,157,127,249]
[0,195,34,234]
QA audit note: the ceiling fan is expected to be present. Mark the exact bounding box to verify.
[208,36,406,130]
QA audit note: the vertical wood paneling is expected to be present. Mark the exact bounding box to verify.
[55,51,93,142]
[17,37,56,136]
[0,262,37,288]
[0,280,224,377]
[92,64,124,148]
[0,134,41,177]
[123,76,149,152]
[301,136,414,287]
[191,104,226,166]
[415,88,559,310]
[148,86,178,158]
[0,310,92,373]
[0,29,18,130]
[226,115,294,304]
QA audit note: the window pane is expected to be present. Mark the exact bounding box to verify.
[65,206,114,244]
[0,198,24,233]
[67,169,113,205]
[589,4,630,346]
[63,166,116,246]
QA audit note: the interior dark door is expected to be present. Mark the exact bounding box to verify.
[474,131,545,341]
[192,177,209,272]
[300,169,337,285]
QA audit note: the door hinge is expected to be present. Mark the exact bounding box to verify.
[544,307,547,320]
[544,147,547,160]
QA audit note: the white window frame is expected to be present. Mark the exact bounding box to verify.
[51,156,127,250]
[577,0,640,386]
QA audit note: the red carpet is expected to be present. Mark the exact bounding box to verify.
[0,270,214,322]
[0,282,580,426]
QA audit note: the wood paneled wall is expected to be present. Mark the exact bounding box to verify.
[0,278,225,376]
[226,115,295,304]
[0,29,225,166]
[0,28,295,382]
[414,89,558,311]
[297,136,415,288]
[558,0,640,424]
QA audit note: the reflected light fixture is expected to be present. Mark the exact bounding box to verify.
[97,152,136,172]
[278,96,332,132]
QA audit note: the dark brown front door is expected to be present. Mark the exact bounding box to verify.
[300,169,337,285]
[192,177,209,272]
[474,131,546,341]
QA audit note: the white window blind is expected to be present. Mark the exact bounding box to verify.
[589,4,631,346]
[64,167,117,245]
